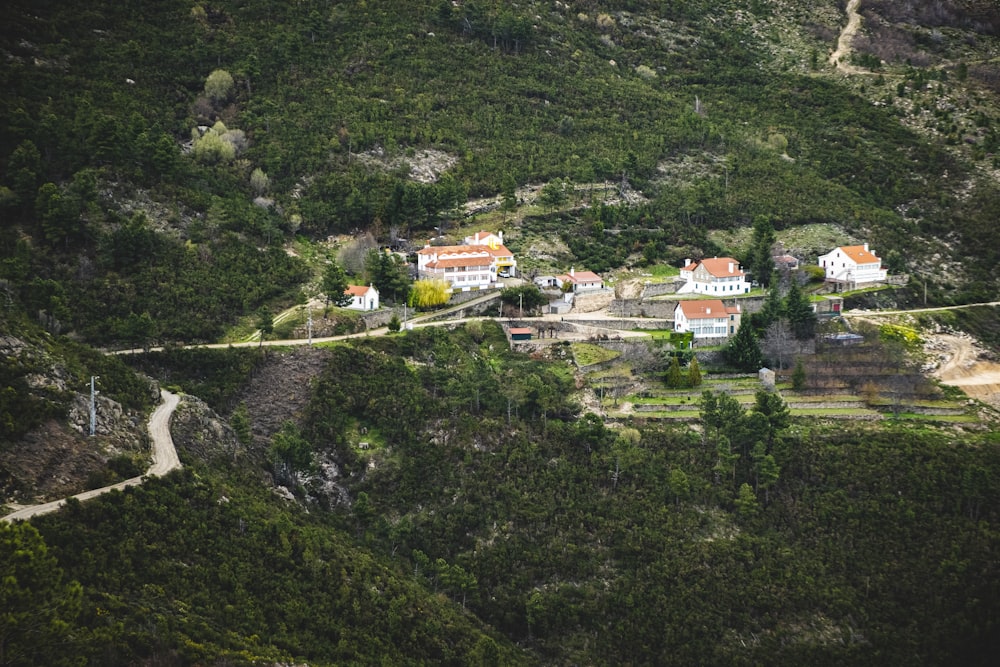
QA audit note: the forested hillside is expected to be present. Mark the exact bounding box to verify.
[3,1,1000,665]
[2,0,1000,348]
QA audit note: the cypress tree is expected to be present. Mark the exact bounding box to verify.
[687,355,702,387]
[665,354,683,388]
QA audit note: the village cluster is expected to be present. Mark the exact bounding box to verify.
[340,231,887,343]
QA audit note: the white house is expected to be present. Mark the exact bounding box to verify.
[678,257,751,295]
[464,230,517,277]
[416,231,517,290]
[555,267,604,292]
[674,300,741,339]
[817,243,887,285]
[345,284,379,310]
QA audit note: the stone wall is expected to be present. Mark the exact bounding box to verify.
[572,289,615,313]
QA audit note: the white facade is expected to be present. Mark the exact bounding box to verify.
[415,232,516,291]
[674,300,741,339]
[345,284,379,311]
[817,244,887,284]
[555,268,604,292]
[678,258,751,295]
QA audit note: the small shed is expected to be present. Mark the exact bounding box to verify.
[509,327,533,341]
[759,367,776,391]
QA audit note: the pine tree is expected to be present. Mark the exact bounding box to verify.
[784,280,817,339]
[322,260,353,310]
[747,216,776,287]
[791,357,806,390]
[726,318,763,371]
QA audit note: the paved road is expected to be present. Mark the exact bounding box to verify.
[1,390,182,522]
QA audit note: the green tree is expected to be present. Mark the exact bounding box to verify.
[791,357,806,390]
[387,314,402,332]
[322,261,353,310]
[735,482,758,517]
[755,274,784,328]
[410,279,451,309]
[687,355,702,387]
[499,284,546,313]
[726,318,763,371]
[746,215,776,287]
[256,307,274,348]
[230,402,252,447]
[7,140,41,209]
[784,280,817,340]
[204,69,235,105]
[752,390,790,437]
[0,522,83,666]
[500,173,517,223]
[366,250,411,304]
[539,179,568,210]
[271,420,313,476]
[250,167,270,195]
[668,467,690,506]
[665,354,683,388]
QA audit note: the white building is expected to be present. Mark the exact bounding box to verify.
[678,257,751,295]
[555,267,604,292]
[817,243,887,285]
[416,231,516,291]
[344,284,379,310]
[674,300,741,339]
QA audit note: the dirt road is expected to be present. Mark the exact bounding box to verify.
[2,390,182,522]
[933,334,1000,407]
[829,0,863,73]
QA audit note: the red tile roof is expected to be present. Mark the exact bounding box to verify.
[345,285,374,296]
[677,300,731,319]
[424,257,492,269]
[838,245,882,263]
[418,244,489,255]
[697,257,744,278]
[557,270,602,284]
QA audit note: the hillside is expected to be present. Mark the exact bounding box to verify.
[2,1,1000,665]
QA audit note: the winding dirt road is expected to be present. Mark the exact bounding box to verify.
[2,390,182,522]
[830,0,863,73]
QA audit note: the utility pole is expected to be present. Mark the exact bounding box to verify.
[89,376,99,436]
[307,308,313,345]
[519,293,523,319]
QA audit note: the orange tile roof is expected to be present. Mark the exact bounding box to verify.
[677,300,730,319]
[838,245,882,263]
[697,257,744,278]
[418,244,488,255]
[345,285,373,296]
[509,327,533,335]
[425,257,492,269]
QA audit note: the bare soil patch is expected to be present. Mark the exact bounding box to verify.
[930,333,1000,408]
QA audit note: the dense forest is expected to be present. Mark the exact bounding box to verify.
[2,0,1000,664]
[2,323,997,665]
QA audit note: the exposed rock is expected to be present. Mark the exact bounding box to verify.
[170,394,261,468]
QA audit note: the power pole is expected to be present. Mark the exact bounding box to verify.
[89,376,100,436]
[307,308,313,345]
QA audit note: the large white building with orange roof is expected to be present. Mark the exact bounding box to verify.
[674,300,742,339]
[678,257,751,295]
[817,243,887,285]
[416,230,517,291]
